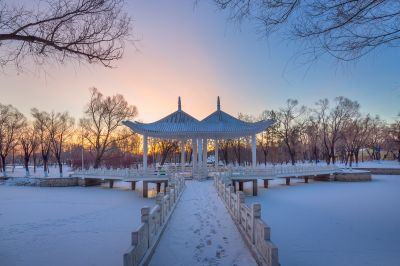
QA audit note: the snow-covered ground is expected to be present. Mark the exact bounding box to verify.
[0,183,154,266]
[150,180,257,266]
[344,160,400,169]
[1,165,74,178]
[254,160,400,169]
[243,175,400,266]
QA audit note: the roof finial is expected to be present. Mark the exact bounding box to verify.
[178,96,182,111]
[217,96,221,111]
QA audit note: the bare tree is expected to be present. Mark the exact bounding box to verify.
[47,111,75,177]
[157,139,179,166]
[304,111,322,163]
[258,110,278,165]
[31,108,52,177]
[365,116,386,161]
[388,114,400,162]
[116,128,140,153]
[317,97,359,164]
[341,115,372,167]
[0,103,26,176]
[19,123,39,177]
[0,0,131,69]
[80,87,137,168]
[212,0,400,61]
[273,99,306,165]
[219,139,231,165]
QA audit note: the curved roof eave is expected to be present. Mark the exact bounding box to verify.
[122,119,275,139]
[122,96,275,139]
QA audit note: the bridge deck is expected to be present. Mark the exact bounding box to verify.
[227,169,342,196]
[73,175,170,197]
[149,181,257,266]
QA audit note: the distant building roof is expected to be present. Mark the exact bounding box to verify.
[123,96,274,139]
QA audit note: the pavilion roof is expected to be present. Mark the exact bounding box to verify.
[123,97,274,139]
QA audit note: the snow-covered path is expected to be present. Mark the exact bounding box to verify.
[149,180,257,266]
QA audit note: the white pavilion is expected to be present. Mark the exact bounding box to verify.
[123,97,274,175]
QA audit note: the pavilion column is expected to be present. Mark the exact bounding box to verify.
[214,139,219,167]
[180,140,185,167]
[192,138,197,168]
[251,133,256,168]
[143,134,148,171]
[198,138,203,165]
[202,138,207,166]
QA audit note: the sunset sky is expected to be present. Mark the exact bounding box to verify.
[1,0,399,122]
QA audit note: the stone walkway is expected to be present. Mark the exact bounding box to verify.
[149,180,257,266]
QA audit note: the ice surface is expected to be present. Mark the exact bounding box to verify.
[0,183,154,266]
[150,180,257,266]
[245,175,400,266]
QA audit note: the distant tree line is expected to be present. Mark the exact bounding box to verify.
[0,88,137,177]
[1,93,399,178]
[143,97,400,167]
[219,97,400,166]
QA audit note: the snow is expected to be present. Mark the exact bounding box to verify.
[0,183,154,266]
[3,163,399,266]
[243,175,400,266]
[343,160,400,169]
[150,180,257,266]
[1,165,74,178]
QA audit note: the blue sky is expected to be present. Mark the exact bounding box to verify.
[0,0,399,122]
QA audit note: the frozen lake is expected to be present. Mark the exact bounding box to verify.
[0,183,154,266]
[246,175,400,266]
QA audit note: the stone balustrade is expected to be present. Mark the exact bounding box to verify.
[214,175,279,266]
[219,164,340,177]
[74,166,185,179]
[123,176,185,266]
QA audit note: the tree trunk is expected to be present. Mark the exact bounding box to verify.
[354,149,359,165]
[330,145,336,164]
[12,149,15,173]
[58,162,63,177]
[33,155,37,173]
[223,149,228,165]
[398,148,400,162]
[43,157,49,177]
[1,156,6,177]
[263,150,267,166]
[314,146,319,164]
[238,146,241,166]
[24,155,30,177]
[349,152,353,167]
[160,153,168,166]
[93,156,101,169]
[290,151,296,165]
